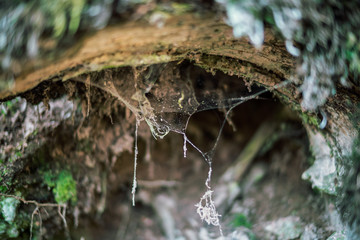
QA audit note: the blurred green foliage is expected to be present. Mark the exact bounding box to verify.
[44,170,77,205]
[219,0,360,110]
[231,213,252,228]
[39,0,85,38]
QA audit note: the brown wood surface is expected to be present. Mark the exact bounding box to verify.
[0,13,358,160]
[0,14,295,100]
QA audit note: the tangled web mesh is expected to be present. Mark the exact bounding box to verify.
[75,61,287,231]
[195,190,222,227]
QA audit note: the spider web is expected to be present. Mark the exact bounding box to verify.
[75,61,287,232]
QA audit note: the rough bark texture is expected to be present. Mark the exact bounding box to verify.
[1,13,357,161]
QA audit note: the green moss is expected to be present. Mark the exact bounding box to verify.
[307,154,316,166]
[44,170,77,205]
[0,97,20,116]
[231,214,252,228]
[230,214,256,239]
[170,3,193,15]
[0,222,5,234]
[299,112,319,128]
[32,129,39,137]
[0,165,15,192]
[54,171,77,204]
[264,10,275,25]
[0,185,9,194]
[15,151,22,158]
[0,220,19,239]
[6,224,19,238]
[1,166,9,176]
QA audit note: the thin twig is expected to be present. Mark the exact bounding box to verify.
[0,193,69,240]
[38,208,43,240]
[30,206,38,240]
[0,193,66,208]
[58,205,71,240]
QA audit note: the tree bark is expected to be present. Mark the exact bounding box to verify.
[2,14,357,164]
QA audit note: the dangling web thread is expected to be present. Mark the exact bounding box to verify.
[190,80,289,235]
[132,118,140,206]
[195,160,224,235]
[72,63,290,232]
[183,134,188,158]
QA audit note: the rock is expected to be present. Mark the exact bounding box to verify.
[264,216,304,240]
[326,231,346,240]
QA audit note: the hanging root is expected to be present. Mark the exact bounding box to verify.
[30,206,40,240]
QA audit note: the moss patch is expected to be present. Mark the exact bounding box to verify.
[231,213,252,228]
[44,170,77,205]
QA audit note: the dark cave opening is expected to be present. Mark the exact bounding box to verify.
[1,62,333,239]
